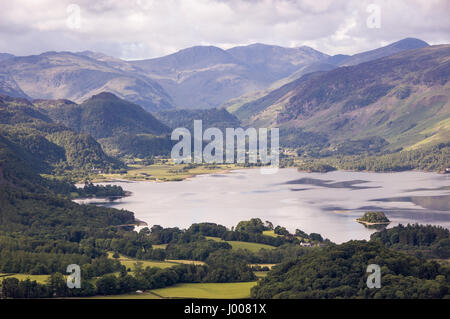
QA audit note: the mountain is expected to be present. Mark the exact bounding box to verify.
[0,94,122,172]
[0,53,14,61]
[0,39,430,113]
[234,45,450,151]
[226,43,328,79]
[36,92,170,139]
[0,51,174,112]
[131,44,328,109]
[332,38,429,66]
[0,72,30,99]
[226,38,430,113]
[35,92,172,158]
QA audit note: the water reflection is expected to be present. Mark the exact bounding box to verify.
[372,194,450,211]
[284,178,381,190]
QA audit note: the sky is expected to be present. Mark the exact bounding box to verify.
[0,0,449,60]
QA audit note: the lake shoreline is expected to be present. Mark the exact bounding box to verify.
[75,169,450,244]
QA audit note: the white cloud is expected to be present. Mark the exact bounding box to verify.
[0,0,448,59]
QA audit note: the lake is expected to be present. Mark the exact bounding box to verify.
[75,169,450,243]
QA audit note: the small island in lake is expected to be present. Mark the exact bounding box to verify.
[356,211,390,226]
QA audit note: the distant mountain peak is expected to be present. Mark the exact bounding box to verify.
[174,45,229,57]
[388,38,429,49]
[89,92,120,101]
[337,37,430,66]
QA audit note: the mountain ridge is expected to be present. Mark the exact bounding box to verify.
[234,44,450,151]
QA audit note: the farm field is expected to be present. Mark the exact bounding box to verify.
[95,162,237,182]
[150,282,257,299]
[165,259,205,265]
[205,237,276,253]
[0,273,50,284]
[152,244,168,249]
[107,253,204,270]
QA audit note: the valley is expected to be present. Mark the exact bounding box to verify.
[0,36,449,301]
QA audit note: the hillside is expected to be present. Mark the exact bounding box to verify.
[0,95,122,173]
[235,45,450,151]
[35,92,172,158]
[251,240,449,299]
[0,72,30,99]
[225,38,429,113]
[0,52,174,112]
[36,92,170,139]
[335,38,429,66]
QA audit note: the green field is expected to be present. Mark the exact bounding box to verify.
[107,252,204,270]
[121,259,177,270]
[0,273,50,284]
[152,244,168,249]
[262,230,280,237]
[263,230,310,242]
[95,162,237,182]
[249,263,277,269]
[165,259,205,265]
[151,282,257,299]
[205,237,276,253]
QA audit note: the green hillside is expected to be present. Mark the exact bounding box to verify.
[0,95,121,174]
[232,45,450,153]
[36,92,172,158]
[36,92,170,139]
[251,240,450,299]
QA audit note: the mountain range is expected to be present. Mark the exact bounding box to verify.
[0,37,448,157]
[234,44,450,152]
[0,51,173,111]
[0,38,430,112]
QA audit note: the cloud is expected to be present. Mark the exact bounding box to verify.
[0,0,449,59]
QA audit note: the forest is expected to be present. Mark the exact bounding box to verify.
[297,142,450,173]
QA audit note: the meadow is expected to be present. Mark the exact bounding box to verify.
[107,252,205,271]
[150,282,257,299]
[205,237,276,253]
[94,161,238,182]
[0,273,50,284]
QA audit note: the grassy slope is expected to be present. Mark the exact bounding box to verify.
[0,273,50,284]
[150,282,257,299]
[205,236,276,253]
[107,253,204,271]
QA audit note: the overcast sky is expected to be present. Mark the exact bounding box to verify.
[1,0,449,60]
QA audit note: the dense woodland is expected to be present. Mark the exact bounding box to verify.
[251,240,450,299]
[297,142,450,173]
